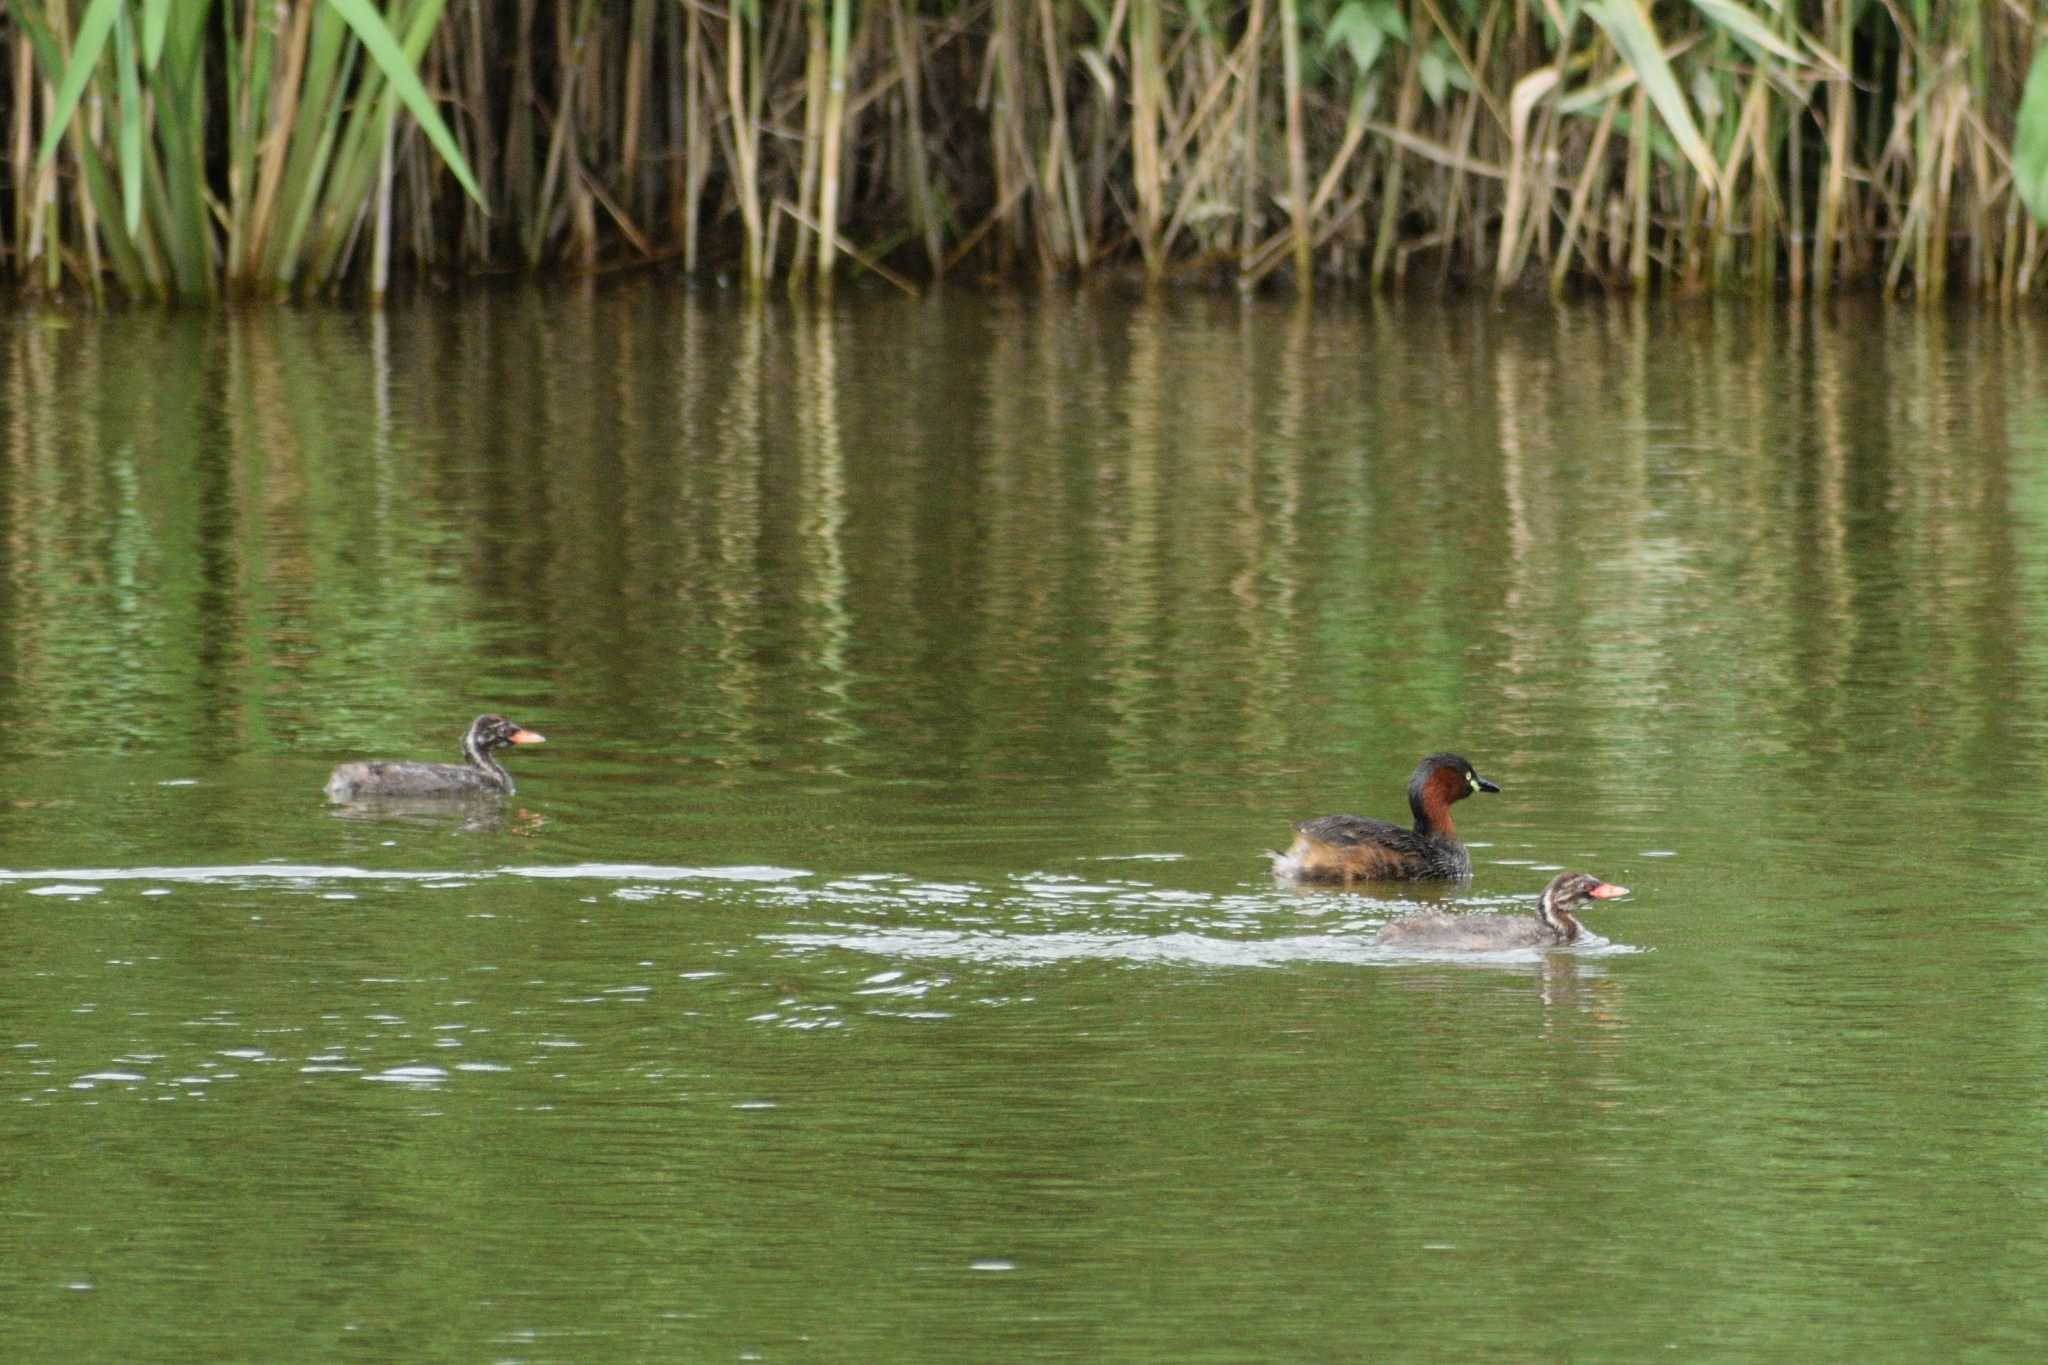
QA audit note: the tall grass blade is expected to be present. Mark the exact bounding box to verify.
[31,0,120,176]
[2015,45,2048,225]
[326,0,484,206]
[1587,0,1723,198]
[1280,0,1313,289]
[1688,0,1807,67]
[113,5,142,236]
[141,0,170,69]
[1497,67,1560,288]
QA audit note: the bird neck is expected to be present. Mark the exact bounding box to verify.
[461,730,512,790]
[1534,889,1581,943]
[1409,769,1458,839]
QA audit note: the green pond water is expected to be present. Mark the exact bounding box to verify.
[4,288,2048,1360]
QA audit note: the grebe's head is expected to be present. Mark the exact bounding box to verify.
[468,714,547,750]
[1410,752,1500,806]
[1540,871,1629,911]
[1532,871,1629,941]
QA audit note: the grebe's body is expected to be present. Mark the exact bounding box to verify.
[1375,871,1630,950]
[326,714,545,801]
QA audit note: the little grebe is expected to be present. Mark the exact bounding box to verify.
[1268,752,1499,883]
[1374,871,1629,950]
[325,714,546,801]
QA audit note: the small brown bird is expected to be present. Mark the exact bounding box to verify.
[1267,752,1498,883]
[1374,871,1632,950]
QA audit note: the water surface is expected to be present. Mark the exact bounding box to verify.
[4,289,2047,1358]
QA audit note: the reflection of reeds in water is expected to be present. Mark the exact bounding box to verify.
[706,305,771,770]
[1483,299,2040,816]
[1231,301,1307,758]
[794,305,857,771]
[1,296,2042,803]
[1105,298,1169,783]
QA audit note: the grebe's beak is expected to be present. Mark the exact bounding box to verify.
[1473,774,1501,794]
[507,728,546,745]
[1587,882,1629,899]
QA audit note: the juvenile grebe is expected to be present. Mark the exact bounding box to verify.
[1374,871,1629,950]
[324,714,546,801]
[1267,752,1499,883]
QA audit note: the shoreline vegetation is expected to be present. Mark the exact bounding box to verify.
[9,1,2048,304]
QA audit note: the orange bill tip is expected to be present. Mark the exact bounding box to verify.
[1589,882,1629,899]
[508,729,546,745]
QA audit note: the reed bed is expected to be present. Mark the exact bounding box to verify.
[5,1,2048,301]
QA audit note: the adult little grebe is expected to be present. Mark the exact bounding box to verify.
[1267,752,1499,883]
[1374,871,1629,950]
[325,714,546,801]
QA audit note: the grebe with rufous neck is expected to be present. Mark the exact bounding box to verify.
[1267,752,1499,883]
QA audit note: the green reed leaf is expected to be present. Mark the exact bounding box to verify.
[113,3,143,236]
[1587,0,1723,197]
[1325,2,1386,76]
[1689,0,1807,67]
[33,0,122,178]
[2016,47,2048,225]
[324,0,485,207]
[141,0,172,69]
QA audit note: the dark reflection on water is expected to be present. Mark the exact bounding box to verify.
[5,290,2048,1356]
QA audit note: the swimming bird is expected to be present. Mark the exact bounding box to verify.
[1374,871,1630,950]
[325,714,545,801]
[1268,752,1498,883]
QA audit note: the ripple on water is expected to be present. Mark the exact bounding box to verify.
[505,863,810,882]
[0,861,815,888]
[366,1066,447,1085]
[756,872,1653,972]
[767,924,1645,971]
[8,858,1654,1114]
